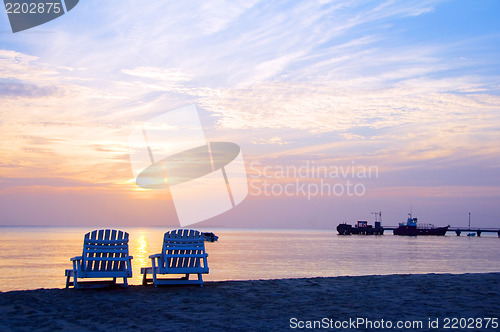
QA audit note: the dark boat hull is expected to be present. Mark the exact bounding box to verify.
[393,225,449,236]
[337,223,384,235]
[203,232,219,242]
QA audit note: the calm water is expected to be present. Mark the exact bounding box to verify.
[0,227,499,292]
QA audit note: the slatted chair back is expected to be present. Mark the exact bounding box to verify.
[161,229,206,271]
[82,229,130,272]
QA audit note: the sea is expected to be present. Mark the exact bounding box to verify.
[1,227,499,292]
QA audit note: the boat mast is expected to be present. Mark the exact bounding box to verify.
[371,211,382,223]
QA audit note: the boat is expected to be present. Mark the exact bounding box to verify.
[337,220,384,235]
[203,232,219,242]
[393,214,449,236]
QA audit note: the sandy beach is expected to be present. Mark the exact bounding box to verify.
[0,272,499,331]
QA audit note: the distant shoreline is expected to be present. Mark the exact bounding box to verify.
[1,272,499,331]
[2,225,500,235]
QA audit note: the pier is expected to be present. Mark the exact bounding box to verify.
[447,212,500,236]
[382,226,500,237]
[448,228,500,237]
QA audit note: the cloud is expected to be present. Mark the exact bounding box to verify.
[121,67,192,82]
[0,177,105,190]
[251,137,290,145]
[0,79,60,98]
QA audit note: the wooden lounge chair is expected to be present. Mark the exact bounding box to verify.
[65,229,133,289]
[141,229,209,287]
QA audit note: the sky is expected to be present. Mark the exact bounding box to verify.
[0,0,500,228]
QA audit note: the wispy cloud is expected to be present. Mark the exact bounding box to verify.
[251,137,290,145]
[0,79,59,97]
[121,67,192,82]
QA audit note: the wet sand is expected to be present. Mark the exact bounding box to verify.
[1,273,499,331]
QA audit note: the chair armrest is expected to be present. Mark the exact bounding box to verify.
[128,255,134,260]
[70,256,82,261]
[149,254,161,259]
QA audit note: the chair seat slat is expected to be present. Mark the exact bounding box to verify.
[164,240,204,244]
[84,245,128,250]
[84,240,128,245]
[164,254,207,258]
[164,246,204,251]
[161,267,208,274]
[86,257,130,262]
[79,271,132,278]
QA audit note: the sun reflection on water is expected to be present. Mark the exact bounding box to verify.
[129,231,151,284]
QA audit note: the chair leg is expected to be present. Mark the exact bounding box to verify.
[66,274,70,288]
[152,270,157,287]
[142,271,147,285]
[113,277,117,284]
[198,273,203,287]
[73,274,78,289]
[152,260,158,287]
[123,277,128,286]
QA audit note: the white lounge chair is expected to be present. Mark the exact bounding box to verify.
[65,229,133,289]
[141,229,209,287]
